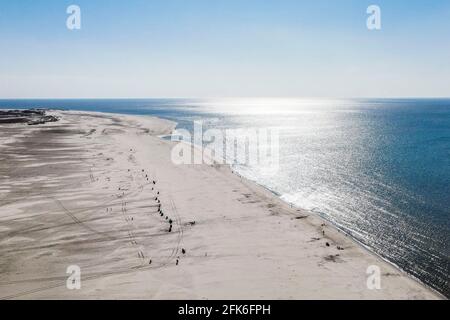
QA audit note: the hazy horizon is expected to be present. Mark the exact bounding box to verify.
[1,0,449,98]
[1,96,450,100]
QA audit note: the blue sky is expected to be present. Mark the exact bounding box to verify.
[0,0,449,98]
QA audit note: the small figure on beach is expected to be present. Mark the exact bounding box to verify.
[182,248,186,255]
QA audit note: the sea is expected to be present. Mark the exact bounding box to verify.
[1,98,448,297]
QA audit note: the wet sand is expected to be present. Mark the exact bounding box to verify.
[0,111,442,299]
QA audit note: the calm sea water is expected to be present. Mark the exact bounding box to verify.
[1,98,449,297]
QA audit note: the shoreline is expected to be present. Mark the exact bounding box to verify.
[228,166,445,300]
[225,168,445,299]
[159,114,446,299]
[0,110,443,299]
[170,131,445,299]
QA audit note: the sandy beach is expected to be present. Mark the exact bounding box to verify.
[0,111,442,300]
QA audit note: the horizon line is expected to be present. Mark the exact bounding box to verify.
[1,96,450,100]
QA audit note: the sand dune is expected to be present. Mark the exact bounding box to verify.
[0,111,442,299]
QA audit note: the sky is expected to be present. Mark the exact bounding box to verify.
[0,0,449,98]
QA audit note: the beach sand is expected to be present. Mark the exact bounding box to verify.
[0,111,442,299]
